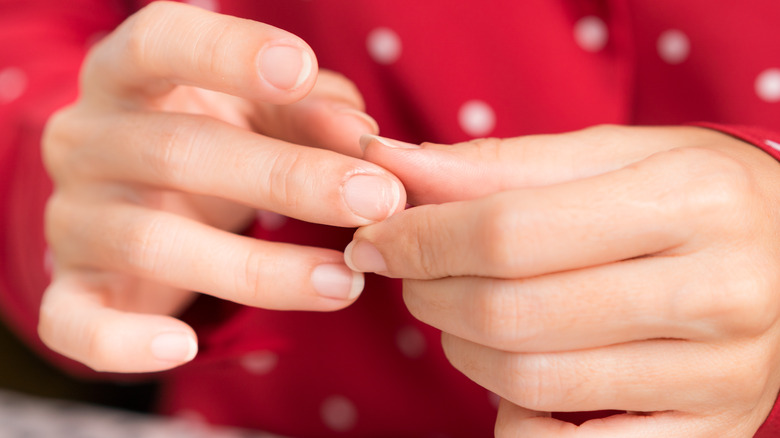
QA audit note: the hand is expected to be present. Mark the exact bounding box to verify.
[348,126,780,437]
[40,1,405,373]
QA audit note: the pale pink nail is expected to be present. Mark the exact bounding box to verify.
[344,240,388,273]
[258,44,313,90]
[342,174,401,222]
[359,134,421,152]
[150,332,198,363]
[311,264,364,300]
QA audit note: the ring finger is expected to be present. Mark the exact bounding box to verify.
[442,334,764,414]
[48,198,364,310]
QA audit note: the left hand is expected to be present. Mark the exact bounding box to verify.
[348,126,780,437]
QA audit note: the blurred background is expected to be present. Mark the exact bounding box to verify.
[0,317,157,412]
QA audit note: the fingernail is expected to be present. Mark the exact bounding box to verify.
[337,108,380,135]
[342,174,401,222]
[258,44,313,90]
[150,332,197,363]
[311,264,364,300]
[344,240,388,273]
[359,134,421,152]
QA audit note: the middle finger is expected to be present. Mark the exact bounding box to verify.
[62,110,404,226]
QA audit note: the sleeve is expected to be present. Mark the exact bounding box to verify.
[0,0,130,375]
[692,123,780,162]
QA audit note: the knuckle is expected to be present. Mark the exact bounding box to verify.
[714,345,769,407]
[504,356,564,411]
[673,264,776,337]
[476,200,524,274]
[661,147,754,221]
[238,250,270,305]
[468,282,532,348]
[411,210,448,278]
[122,6,158,66]
[143,115,203,187]
[123,215,168,276]
[260,148,310,210]
[191,20,233,76]
[464,137,505,161]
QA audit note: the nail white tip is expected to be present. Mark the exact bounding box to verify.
[293,49,313,90]
[348,271,365,300]
[184,337,198,362]
[344,240,359,272]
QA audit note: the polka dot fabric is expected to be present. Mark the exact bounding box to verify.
[1,0,780,437]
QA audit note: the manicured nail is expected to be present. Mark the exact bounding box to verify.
[311,264,364,300]
[258,44,313,90]
[359,134,421,152]
[342,174,401,222]
[337,108,380,135]
[150,332,198,363]
[344,240,388,273]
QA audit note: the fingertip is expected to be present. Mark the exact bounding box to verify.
[341,172,405,224]
[150,331,199,364]
[256,39,319,103]
[310,263,365,302]
[343,239,388,274]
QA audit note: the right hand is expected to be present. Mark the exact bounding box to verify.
[40,1,405,373]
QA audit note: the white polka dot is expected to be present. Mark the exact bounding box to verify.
[367,27,402,65]
[0,67,27,104]
[458,100,496,137]
[657,30,690,64]
[320,395,358,432]
[574,16,608,53]
[756,68,780,102]
[396,326,426,359]
[186,0,219,11]
[240,350,278,375]
[765,139,780,152]
[257,210,288,231]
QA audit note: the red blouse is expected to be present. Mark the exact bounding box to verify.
[1,0,779,436]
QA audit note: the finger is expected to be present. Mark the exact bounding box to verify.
[39,274,198,373]
[48,200,365,310]
[346,146,748,279]
[402,254,773,352]
[495,401,723,438]
[442,335,766,415]
[253,70,380,157]
[359,126,726,205]
[64,111,403,226]
[84,1,317,105]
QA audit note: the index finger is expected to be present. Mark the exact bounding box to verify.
[83,1,316,105]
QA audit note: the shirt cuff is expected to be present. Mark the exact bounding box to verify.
[691,122,780,161]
